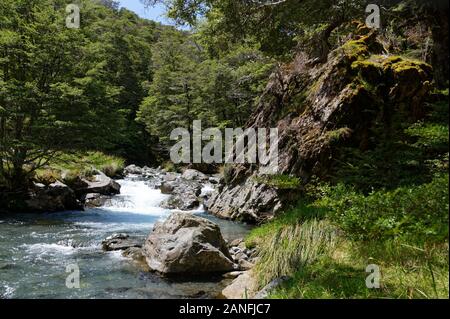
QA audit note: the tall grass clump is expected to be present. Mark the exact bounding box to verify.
[255,219,339,287]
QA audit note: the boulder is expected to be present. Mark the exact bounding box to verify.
[160,182,175,195]
[83,193,110,208]
[124,164,143,175]
[206,180,283,222]
[143,212,235,275]
[80,170,121,196]
[221,271,258,299]
[25,181,82,213]
[182,169,208,181]
[160,180,202,211]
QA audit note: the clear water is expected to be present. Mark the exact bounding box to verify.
[0,178,252,299]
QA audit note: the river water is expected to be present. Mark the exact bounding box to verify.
[0,177,251,299]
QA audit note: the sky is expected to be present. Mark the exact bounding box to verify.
[118,0,171,24]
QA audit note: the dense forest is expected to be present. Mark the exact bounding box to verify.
[0,0,448,299]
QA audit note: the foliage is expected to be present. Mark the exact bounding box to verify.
[137,30,274,148]
[34,151,125,182]
[254,218,338,287]
[270,240,449,299]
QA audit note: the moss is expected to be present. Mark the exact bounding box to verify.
[253,174,301,190]
[341,39,370,61]
[326,127,353,143]
[382,56,432,78]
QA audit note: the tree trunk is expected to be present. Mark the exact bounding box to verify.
[430,8,449,89]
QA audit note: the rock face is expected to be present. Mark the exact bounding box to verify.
[207,25,433,222]
[143,212,235,275]
[206,180,283,222]
[25,181,82,213]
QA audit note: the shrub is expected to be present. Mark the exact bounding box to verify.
[316,174,449,243]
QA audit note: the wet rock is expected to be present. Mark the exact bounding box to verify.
[25,181,82,213]
[234,252,249,261]
[102,233,143,251]
[83,193,110,208]
[229,238,244,247]
[143,212,235,275]
[80,170,121,196]
[122,247,150,271]
[163,172,179,182]
[160,180,202,211]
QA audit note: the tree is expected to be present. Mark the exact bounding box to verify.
[0,0,90,189]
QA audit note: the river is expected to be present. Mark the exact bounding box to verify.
[0,177,251,299]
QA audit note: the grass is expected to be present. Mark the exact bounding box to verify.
[34,151,125,185]
[269,240,449,299]
[245,201,327,248]
[254,218,339,288]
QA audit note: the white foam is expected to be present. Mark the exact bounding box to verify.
[22,243,75,255]
[1,285,15,298]
[102,179,169,215]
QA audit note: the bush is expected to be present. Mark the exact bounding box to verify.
[316,174,449,243]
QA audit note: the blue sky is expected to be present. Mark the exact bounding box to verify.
[118,0,169,23]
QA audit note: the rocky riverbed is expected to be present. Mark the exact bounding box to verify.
[0,166,259,299]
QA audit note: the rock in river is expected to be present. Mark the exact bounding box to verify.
[80,170,121,196]
[102,233,143,251]
[25,181,82,213]
[143,212,235,275]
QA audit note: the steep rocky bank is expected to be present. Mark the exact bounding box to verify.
[206,25,433,222]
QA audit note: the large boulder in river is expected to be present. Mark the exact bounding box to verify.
[25,181,82,213]
[80,170,121,196]
[143,212,235,275]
